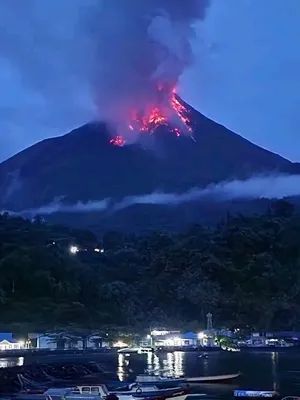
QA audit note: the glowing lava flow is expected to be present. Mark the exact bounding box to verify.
[110,135,126,146]
[110,85,192,146]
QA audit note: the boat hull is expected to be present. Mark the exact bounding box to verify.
[135,379,186,389]
[112,387,186,398]
[186,373,241,384]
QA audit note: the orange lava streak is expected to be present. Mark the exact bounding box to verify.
[110,84,192,146]
[132,107,167,132]
[110,135,125,146]
[171,94,192,132]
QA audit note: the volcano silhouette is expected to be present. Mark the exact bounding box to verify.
[0,97,299,224]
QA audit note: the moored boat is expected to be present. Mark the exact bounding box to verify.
[186,372,241,384]
[117,348,153,355]
[12,387,104,400]
[70,385,189,400]
[111,383,188,398]
[135,375,186,388]
[11,385,192,400]
[13,387,140,400]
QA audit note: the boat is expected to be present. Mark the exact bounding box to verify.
[135,375,186,388]
[74,385,191,399]
[186,372,241,384]
[117,348,153,354]
[13,387,143,400]
[111,383,188,398]
[70,385,144,400]
[49,386,190,400]
[12,387,104,400]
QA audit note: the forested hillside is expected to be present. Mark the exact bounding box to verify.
[0,199,299,333]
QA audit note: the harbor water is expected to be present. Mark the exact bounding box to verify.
[3,350,300,398]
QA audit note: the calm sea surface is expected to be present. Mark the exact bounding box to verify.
[3,351,300,398]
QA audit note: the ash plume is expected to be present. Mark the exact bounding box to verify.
[5,174,300,217]
[0,0,211,158]
[86,0,211,134]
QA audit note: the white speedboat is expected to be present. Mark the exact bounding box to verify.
[117,347,153,354]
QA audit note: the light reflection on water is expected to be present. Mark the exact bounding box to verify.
[163,352,184,376]
[271,352,279,391]
[0,357,24,368]
[117,354,129,381]
[115,350,288,394]
[146,352,160,372]
[117,351,185,381]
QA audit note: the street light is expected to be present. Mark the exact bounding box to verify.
[69,246,78,254]
[94,248,105,253]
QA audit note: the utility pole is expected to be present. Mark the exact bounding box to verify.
[206,313,212,332]
[206,313,215,347]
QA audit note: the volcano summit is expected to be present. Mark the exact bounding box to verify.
[0,95,300,232]
[110,85,193,146]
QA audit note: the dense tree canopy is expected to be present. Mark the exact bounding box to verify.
[0,200,300,334]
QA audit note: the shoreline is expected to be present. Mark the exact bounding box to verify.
[0,345,298,364]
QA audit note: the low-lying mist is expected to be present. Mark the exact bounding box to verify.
[3,174,300,217]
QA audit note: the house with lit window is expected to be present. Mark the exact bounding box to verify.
[0,333,22,350]
[150,330,201,347]
[149,330,218,348]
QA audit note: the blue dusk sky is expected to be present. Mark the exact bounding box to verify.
[0,0,299,162]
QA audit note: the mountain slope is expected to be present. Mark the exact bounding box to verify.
[0,98,299,212]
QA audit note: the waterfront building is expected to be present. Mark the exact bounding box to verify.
[0,333,23,350]
[148,330,218,348]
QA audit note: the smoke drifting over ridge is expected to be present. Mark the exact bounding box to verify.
[6,174,300,217]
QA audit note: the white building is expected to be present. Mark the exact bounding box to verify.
[0,333,23,350]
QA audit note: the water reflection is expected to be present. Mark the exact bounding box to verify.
[117,354,129,381]
[0,357,24,368]
[146,352,160,372]
[111,350,299,393]
[117,352,184,380]
[174,352,184,376]
[271,352,279,391]
[162,352,184,376]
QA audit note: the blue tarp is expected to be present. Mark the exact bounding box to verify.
[182,332,198,340]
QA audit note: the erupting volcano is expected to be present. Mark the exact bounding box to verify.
[109,84,193,146]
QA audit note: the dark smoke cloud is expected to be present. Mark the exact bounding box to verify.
[0,0,210,159]
[5,174,300,217]
[84,0,211,128]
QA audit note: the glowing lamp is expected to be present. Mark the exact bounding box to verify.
[70,246,78,254]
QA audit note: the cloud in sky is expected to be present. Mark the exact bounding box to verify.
[182,0,300,161]
[0,0,97,158]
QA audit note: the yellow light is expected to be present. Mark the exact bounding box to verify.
[113,341,128,348]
